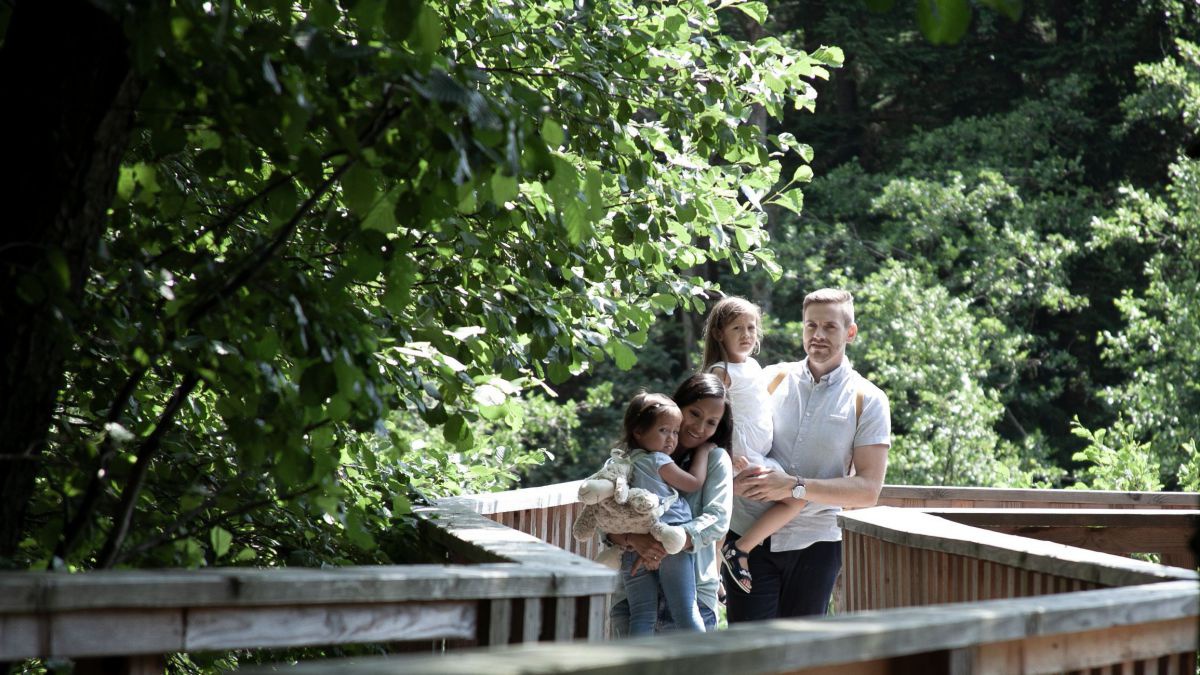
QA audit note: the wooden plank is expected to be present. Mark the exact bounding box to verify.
[0,562,616,614]
[0,613,40,659]
[185,601,475,651]
[440,481,586,515]
[972,617,1197,674]
[486,599,512,645]
[520,596,542,643]
[553,596,575,642]
[0,507,617,619]
[1,608,183,659]
[988,526,1195,559]
[876,486,1200,510]
[237,581,1200,675]
[930,508,1200,527]
[586,594,606,642]
[838,508,1197,588]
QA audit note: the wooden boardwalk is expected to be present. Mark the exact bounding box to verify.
[2,485,1196,674]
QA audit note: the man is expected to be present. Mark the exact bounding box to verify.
[726,288,891,620]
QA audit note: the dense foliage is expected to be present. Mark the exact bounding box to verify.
[0,0,839,570]
[524,1,1200,495]
[4,0,1198,585]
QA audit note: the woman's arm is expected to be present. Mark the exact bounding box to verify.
[680,445,732,551]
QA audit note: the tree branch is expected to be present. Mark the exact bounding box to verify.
[96,372,200,569]
[113,481,319,566]
[55,365,147,560]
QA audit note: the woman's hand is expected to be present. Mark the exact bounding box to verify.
[619,532,668,574]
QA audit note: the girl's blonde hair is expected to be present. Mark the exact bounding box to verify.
[700,296,763,368]
[620,391,679,449]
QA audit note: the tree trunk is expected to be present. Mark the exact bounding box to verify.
[0,2,138,558]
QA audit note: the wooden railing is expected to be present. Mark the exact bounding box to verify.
[0,501,615,675]
[240,493,1200,675]
[240,581,1199,674]
[6,484,1196,674]
[448,482,1200,562]
[438,480,595,559]
[875,484,1200,510]
[306,483,1195,674]
[924,507,1199,568]
[839,506,1196,610]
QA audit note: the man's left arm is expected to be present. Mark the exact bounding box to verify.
[737,443,888,507]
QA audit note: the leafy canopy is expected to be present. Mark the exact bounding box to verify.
[14,0,839,569]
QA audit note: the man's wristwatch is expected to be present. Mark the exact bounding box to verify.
[791,475,807,500]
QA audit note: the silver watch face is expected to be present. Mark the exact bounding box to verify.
[791,483,806,500]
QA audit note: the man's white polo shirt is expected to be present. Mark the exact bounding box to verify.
[737,357,891,552]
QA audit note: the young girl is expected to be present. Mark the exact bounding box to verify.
[618,391,710,635]
[702,296,803,593]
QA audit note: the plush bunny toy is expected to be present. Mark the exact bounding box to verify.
[572,449,686,556]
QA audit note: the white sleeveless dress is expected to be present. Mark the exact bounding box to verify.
[711,359,780,532]
[712,359,774,463]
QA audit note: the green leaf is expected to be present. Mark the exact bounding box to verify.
[309,0,340,27]
[584,166,604,222]
[350,0,385,29]
[341,163,378,217]
[344,510,377,550]
[608,340,638,370]
[443,413,468,442]
[916,0,972,45]
[809,46,844,67]
[46,248,70,291]
[383,0,422,40]
[299,362,337,406]
[405,5,443,62]
[209,526,233,559]
[650,294,676,311]
[490,169,518,205]
[541,118,565,148]
[731,1,768,25]
[791,165,814,183]
[771,188,805,215]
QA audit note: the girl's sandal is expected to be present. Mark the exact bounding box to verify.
[721,540,753,593]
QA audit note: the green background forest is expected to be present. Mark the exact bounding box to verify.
[1,0,1198,584]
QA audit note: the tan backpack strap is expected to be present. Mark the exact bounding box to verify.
[767,369,788,395]
[855,387,864,423]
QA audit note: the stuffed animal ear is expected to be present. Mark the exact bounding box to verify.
[578,478,616,505]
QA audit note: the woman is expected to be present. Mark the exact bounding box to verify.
[607,373,734,632]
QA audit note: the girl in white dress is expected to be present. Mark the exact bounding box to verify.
[701,296,803,593]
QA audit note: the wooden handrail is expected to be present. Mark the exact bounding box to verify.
[444,482,1200,515]
[840,506,1195,588]
[838,506,1198,616]
[0,501,616,666]
[238,580,1200,674]
[876,485,1200,509]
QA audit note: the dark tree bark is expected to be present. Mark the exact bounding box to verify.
[0,2,139,557]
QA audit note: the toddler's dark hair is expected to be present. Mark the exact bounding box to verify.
[620,391,679,449]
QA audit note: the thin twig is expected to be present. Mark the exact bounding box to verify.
[97,372,201,568]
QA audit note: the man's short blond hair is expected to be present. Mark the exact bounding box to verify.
[802,288,855,327]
